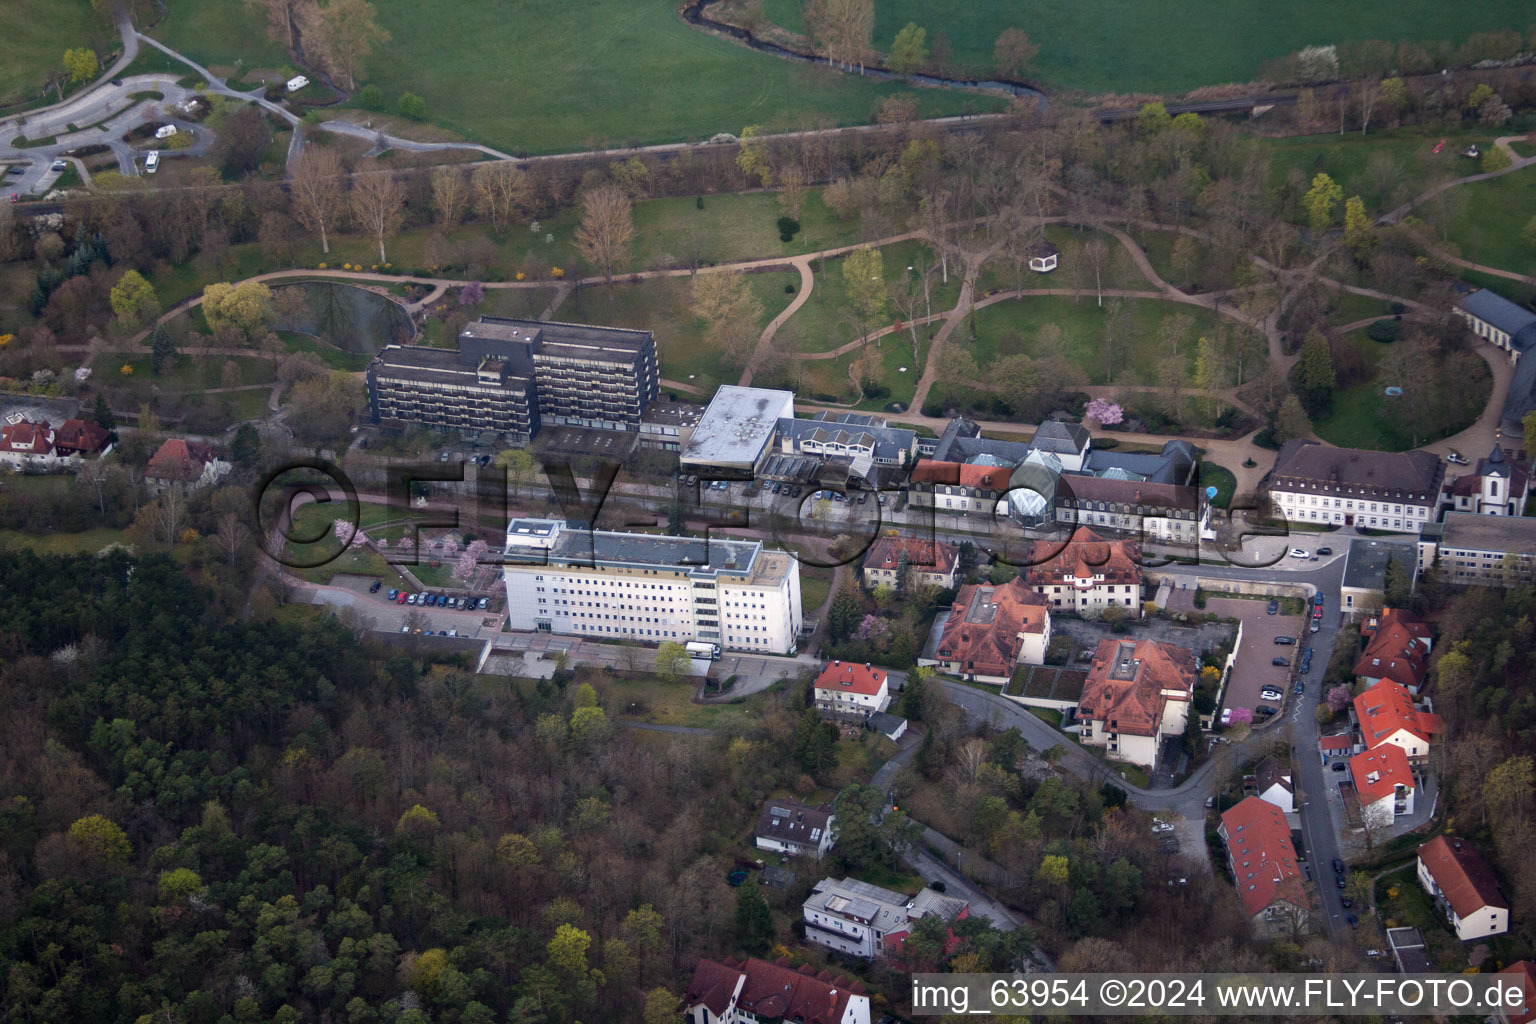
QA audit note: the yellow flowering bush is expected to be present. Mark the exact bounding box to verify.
[551,267,564,279]
[317,262,327,269]
[120,364,133,376]
[515,271,526,281]
[370,264,378,271]
[0,333,13,347]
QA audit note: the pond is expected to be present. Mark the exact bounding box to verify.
[274,282,415,354]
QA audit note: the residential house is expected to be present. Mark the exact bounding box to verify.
[684,955,872,1024]
[0,419,57,469]
[1349,744,1416,829]
[801,876,967,960]
[145,439,231,494]
[1021,528,1143,616]
[1494,961,1536,1024]
[1353,680,1441,764]
[1440,441,1530,517]
[921,578,1051,683]
[1419,511,1536,588]
[1266,439,1444,534]
[1417,836,1509,941]
[1253,756,1295,814]
[1077,638,1196,770]
[1217,796,1309,938]
[753,800,835,859]
[53,418,110,457]
[1319,734,1353,762]
[860,536,960,592]
[813,661,890,719]
[1354,608,1433,694]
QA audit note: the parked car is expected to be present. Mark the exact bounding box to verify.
[1332,858,1345,873]
[439,451,451,462]
[50,160,67,172]
[1294,681,1305,695]
[1340,896,1353,909]
[1289,547,1309,558]
[387,589,399,601]
[1313,607,1323,619]
[369,580,382,593]
[154,124,178,139]
[1255,705,1278,718]
[1332,761,1347,772]
[1316,546,1333,555]
[144,151,160,173]
[857,493,867,504]
[1267,599,1279,614]
[396,591,408,604]
[477,597,489,610]
[1274,636,1296,645]
[1310,620,1320,633]
[1447,452,1469,465]
[1260,687,1284,701]
[406,593,418,605]
[1347,914,1358,928]
[1271,657,1290,667]
[1337,876,1348,889]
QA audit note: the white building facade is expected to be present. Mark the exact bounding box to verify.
[502,519,801,655]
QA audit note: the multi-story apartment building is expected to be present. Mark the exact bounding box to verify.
[366,317,659,444]
[1076,638,1195,769]
[801,877,967,959]
[1417,836,1509,941]
[1020,528,1144,616]
[685,956,872,1024]
[1266,440,1443,533]
[813,661,891,719]
[1418,511,1536,587]
[1218,797,1309,938]
[501,519,801,654]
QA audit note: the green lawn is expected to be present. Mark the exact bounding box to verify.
[629,191,866,269]
[601,674,765,730]
[1444,163,1536,274]
[966,295,1242,386]
[91,353,276,389]
[1200,462,1237,509]
[761,0,1532,95]
[278,331,373,372]
[1311,331,1490,451]
[157,0,997,154]
[554,270,798,391]
[977,225,1147,295]
[800,575,831,618]
[1325,288,1396,326]
[0,527,133,556]
[800,331,926,410]
[776,239,956,356]
[1261,129,1498,217]
[0,0,102,105]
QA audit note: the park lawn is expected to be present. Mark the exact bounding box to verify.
[148,0,292,79]
[799,331,926,410]
[976,225,1147,295]
[0,527,134,556]
[967,295,1234,386]
[145,243,274,307]
[775,239,955,356]
[555,270,797,390]
[764,0,1533,94]
[1444,162,1536,275]
[222,388,276,422]
[1137,229,1207,290]
[278,331,373,372]
[1311,331,1490,451]
[600,674,762,730]
[286,545,393,586]
[800,575,831,619]
[91,353,276,389]
[158,0,1000,155]
[1200,462,1237,509]
[479,287,561,321]
[1324,288,1396,326]
[0,0,102,105]
[629,190,864,269]
[1260,129,1498,216]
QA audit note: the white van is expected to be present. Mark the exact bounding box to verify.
[153,124,178,139]
[285,75,309,92]
[144,151,160,174]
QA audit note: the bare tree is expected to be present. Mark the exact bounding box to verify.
[776,162,808,220]
[470,162,532,235]
[804,0,873,72]
[350,171,406,263]
[573,184,636,294]
[289,147,346,254]
[1083,239,1109,307]
[1356,77,1382,135]
[245,0,300,50]
[304,0,391,92]
[431,166,469,228]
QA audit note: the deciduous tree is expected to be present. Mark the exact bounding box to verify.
[109,269,159,331]
[888,23,927,75]
[573,184,635,293]
[431,166,469,228]
[1343,195,1376,260]
[290,147,346,254]
[993,27,1039,78]
[470,162,533,234]
[203,280,274,340]
[349,170,406,263]
[62,48,99,85]
[307,0,390,91]
[1303,172,1343,235]
[691,269,764,367]
[805,0,873,72]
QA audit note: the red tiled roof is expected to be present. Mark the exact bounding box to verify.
[0,419,53,456]
[1319,735,1352,752]
[908,460,1009,491]
[54,418,109,454]
[685,956,863,1024]
[146,438,218,481]
[1353,609,1432,689]
[1497,962,1536,1024]
[1220,796,1306,919]
[1354,680,1442,749]
[934,579,1049,678]
[815,661,888,697]
[1022,528,1142,588]
[1078,637,1195,737]
[1350,744,1414,804]
[864,535,958,576]
[1419,836,1506,919]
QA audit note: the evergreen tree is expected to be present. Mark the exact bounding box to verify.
[92,392,116,433]
[793,707,838,778]
[149,323,178,375]
[733,881,773,954]
[1290,330,1336,415]
[231,423,263,472]
[827,587,862,641]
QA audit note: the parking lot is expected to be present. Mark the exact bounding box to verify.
[308,574,505,639]
[1206,596,1309,720]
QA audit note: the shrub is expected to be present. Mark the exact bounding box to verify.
[1367,319,1400,343]
[784,284,795,294]
[777,216,800,237]
[398,92,427,120]
[359,83,383,109]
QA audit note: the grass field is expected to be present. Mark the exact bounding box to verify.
[1200,462,1237,509]
[1310,331,1491,450]
[800,331,926,409]
[1260,130,1498,216]
[976,225,1149,294]
[0,527,132,556]
[776,239,957,356]
[154,0,995,153]
[761,0,1532,95]
[553,270,798,390]
[278,331,374,372]
[0,0,102,106]
[966,295,1239,386]
[1444,163,1536,274]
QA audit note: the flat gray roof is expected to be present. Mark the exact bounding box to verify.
[1436,511,1536,554]
[505,519,766,577]
[1342,538,1417,590]
[681,386,795,466]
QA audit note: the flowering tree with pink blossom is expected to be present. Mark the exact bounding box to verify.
[1226,706,1253,725]
[452,539,490,582]
[1327,685,1352,712]
[396,535,414,553]
[374,537,389,550]
[854,614,889,642]
[1085,398,1123,426]
[440,536,460,558]
[460,281,485,306]
[334,519,356,547]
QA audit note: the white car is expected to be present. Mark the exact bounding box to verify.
[1447,451,1469,465]
[154,124,178,139]
[1221,708,1233,726]
[1261,688,1284,702]
[1289,547,1309,559]
[144,150,160,173]
[1151,821,1174,834]
[285,75,310,92]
